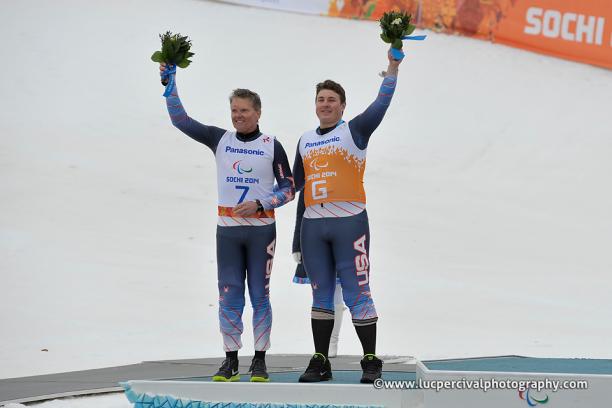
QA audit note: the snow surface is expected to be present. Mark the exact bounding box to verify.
[1,0,611,406]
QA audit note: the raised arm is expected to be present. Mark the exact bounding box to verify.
[160,63,226,153]
[348,51,402,150]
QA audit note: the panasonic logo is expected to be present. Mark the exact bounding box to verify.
[524,7,606,45]
[225,146,265,156]
[305,137,340,149]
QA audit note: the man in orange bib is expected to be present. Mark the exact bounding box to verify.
[293,50,403,384]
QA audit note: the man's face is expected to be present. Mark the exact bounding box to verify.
[231,97,261,134]
[316,89,345,128]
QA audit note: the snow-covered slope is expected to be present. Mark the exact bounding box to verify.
[1,0,611,381]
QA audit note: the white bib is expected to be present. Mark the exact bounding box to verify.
[215,131,276,225]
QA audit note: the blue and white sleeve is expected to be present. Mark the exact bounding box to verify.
[259,139,295,210]
[292,141,305,192]
[165,81,226,153]
[348,75,397,150]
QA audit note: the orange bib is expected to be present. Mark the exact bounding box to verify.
[299,123,367,207]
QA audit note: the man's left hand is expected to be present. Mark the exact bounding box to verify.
[233,201,259,216]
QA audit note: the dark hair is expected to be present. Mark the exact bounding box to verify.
[316,80,346,104]
[229,88,262,112]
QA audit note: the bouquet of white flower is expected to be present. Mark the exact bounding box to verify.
[379,11,426,60]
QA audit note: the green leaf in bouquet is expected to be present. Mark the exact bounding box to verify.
[178,37,189,49]
[177,59,191,69]
[151,51,164,62]
[403,24,416,36]
[392,39,403,49]
[152,31,194,67]
[172,39,181,55]
[161,37,173,60]
[380,33,391,43]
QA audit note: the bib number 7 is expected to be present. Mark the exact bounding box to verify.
[235,185,250,204]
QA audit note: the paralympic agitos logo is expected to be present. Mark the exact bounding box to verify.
[233,160,253,175]
[310,158,329,171]
[519,388,549,406]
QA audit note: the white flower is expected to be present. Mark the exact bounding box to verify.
[391,17,402,25]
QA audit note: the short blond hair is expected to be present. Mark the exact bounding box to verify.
[230,88,262,111]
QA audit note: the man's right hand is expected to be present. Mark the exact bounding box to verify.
[386,49,402,76]
[292,252,302,264]
[160,62,169,86]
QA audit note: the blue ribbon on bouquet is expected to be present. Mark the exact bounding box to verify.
[161,64,177,97]
[390,34,427,61]
[404,35,428,41]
